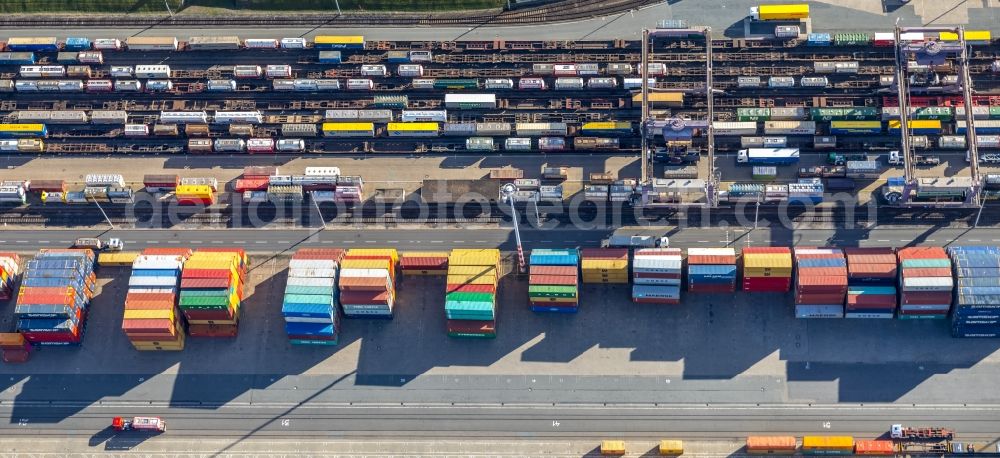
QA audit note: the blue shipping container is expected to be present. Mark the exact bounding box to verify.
[64,37,92,51]
[0,52,36,65]
[807,33,831,46]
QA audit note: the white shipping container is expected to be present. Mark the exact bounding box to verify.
[280,38,307,49]
[347,79,374,90]
[288,259,338,269]
[265,65,292,79]
[901,276,954,291]
[244,38,279,49]
[304,166,341,177]
[360,65,388,77]
[124,124,149,136]
[134,64,171,78]
[93,38,123,50]
[285,277,337,287]
[397,64,423,77]
[633,277,682,286]
[288,268,340,278]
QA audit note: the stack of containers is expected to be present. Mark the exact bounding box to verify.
[123,252,187,351]
[283,248,344,345]
[528,249,580,313]
[399,251,448,276]
[0,253,20,299]
[898,247,953,319]
[580,248,629,284]
[15,249,96,346]
[686,248,738,293]
[742,247,793,292]
[446,249,501,338]
[844,248,898,319]
[175,185,216,205]
[793,248,848,318]
[179,249,247,337]
[631,248,682,304]
[949,246,1000,337]
[339,249,398,318]
[0,333,30,363]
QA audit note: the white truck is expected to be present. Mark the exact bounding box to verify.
[602,227,671,248]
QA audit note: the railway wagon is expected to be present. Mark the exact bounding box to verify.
[801,436,854,456]
[0,124,47,138]
[956,106,1000,120]
[321,122,376,137]
[6,37,59,52]
[939,30,992,45]
[485,78,514,90]
[214,111,263,125]
[889,119,943,135]
[517,122,568,137]
[444,93,496,109]
[811,107,878,121]
[764,121,816,135]
[957,120,1000,135]
[751,4,809,20]
[401,110,447,122]
[213,139,246,152]
[505,138,531,151]
[125,36,178,51]
[93,38,123,50]
[244,38,279,49]
[580,122,632,136]
[276,139,306,152]
[159,111,209,124]
[518,78,547,90]
[574,137,619,150]
[387,122,439,137]
[435,78,479,90]
[830,121,882,135]
[713,122,758,136]
[0,52,36,65]
[466,137,495,151]
[631,92,683,107]
[313,35,364,50]
[189,36,241,51]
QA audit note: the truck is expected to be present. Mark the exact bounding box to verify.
[888,150,940,166]
[890,424,954,441]
[542,166,568,180]
[72,237,124,251]
[827,152,869,166]
[602,227,670,249]
[737,148,800,165]
[112,416,166,432]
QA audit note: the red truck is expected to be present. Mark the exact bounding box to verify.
[112,416,166,432]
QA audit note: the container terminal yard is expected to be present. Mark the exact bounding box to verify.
[3,2,1000,456]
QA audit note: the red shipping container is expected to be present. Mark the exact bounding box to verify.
[340,290,393,305]
[743,247,791,254]
[143,248,193,257]
[688,284,735,293]
[400,257,448,269]
[901,267,952,278]
[234,178,269,192]
[447,319,496,334]
[897,247,947,259]
[795,293,846,304]
[181,269,232,280]
[446,284,496,293]
[854,439,894,455]
[898,308,950,315]
[188,324,238,338]
[28,179,67,193]
[180,278,231,289]
[901,291,952,305]
[579,248,628,260]
[291,253,346,262]
[848,263,897,277]
[846,294,897,308]
[529,274,578,286]
[635,248,682,256]
[177,197,215,206]
[17,293,76,307]
[122,318,176,333]
[743,277,792,291]
[529,265,577,276]
[183,308,236,321]
[294,248,345,258]
[2,348,30,363]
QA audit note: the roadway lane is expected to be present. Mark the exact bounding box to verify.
[2,403,999,441]
[6,226,1000,252]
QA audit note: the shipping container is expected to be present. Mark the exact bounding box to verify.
[125,36,178,51]
[188,36,241,50]
[314,35,364,50]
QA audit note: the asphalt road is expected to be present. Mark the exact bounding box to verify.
[4,226,1000,252]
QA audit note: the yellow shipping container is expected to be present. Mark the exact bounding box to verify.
[601,440,626,456]
[314,35,364,46]
[387,122,439,132]
[449,250,500,265]
[940,30,991,42]
[447,265,497,276]
[322,122,376,132]
[581,259,629,269]
[887,119,942,131]
[742,253,792,266]
[184,259,237,269]
[123,309,175,321]
[340,259,392,270]
[347,248,399,263]
[132,340,185,351]
[659,440,684,456]
[757,3,809,20]
[98,251,140,266]
[631,92,684,107]
[446,274,497,286]
[174,184,215,196]
[801,436,854,450]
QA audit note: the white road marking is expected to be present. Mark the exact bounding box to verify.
[234,241,246,245]
[148,240,159,244]
[278,241,290,244]
[37,240,49,244]
[697,240,709,243]
[474,240,488,243]
[969,239,982,242]
[877,240,889,242]
[191,241,202,244]
[364,240,376,243]
[255,240,267,244]
[541,240,552,243]
[388,240,399,243]
[343,240,355,244]
[167,240,179,244]
[431,241,444,244]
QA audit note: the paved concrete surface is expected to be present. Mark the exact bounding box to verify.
[8,1,1000,41]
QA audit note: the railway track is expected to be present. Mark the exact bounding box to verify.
[0,0,659,28]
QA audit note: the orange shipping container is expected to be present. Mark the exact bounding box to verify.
[854,440,895,455]
[746,436,797,453]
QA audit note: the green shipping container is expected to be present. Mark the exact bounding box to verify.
[810,107,878,121]
[434,79,478,90]
[990,107,1000,119]
[901,259,951,268]
[290,339,339,345]
[446,292,496,303]
[737,107,770,122]
[178,289,231,297]
[911,106,953,121]
[448,331,496,339]
[528,284,578,298]
[445,300,496,312]
[446,311,496,320]
[373,94,408,109]
[834,32,872,46]
[284,285,336,296]
[179,295,231,308]
[283,294,332,305]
